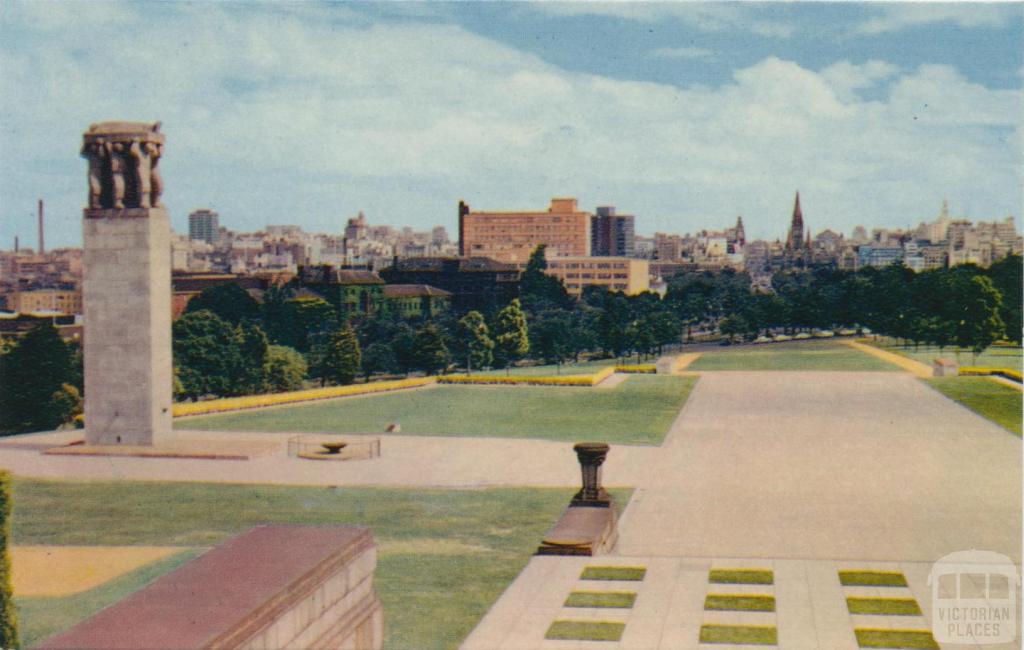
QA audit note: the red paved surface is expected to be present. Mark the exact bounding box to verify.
[36,525,373,650]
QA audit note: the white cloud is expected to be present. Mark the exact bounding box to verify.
[536,2,795,38]
[857,4,1019,35]
[0,3,1019,247]
[650,46,714,59]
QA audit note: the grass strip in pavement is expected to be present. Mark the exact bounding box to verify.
[855,628,939,649]
[565,590,636,608]
[847,597,922,616]
[546,620,625,641]
[709,568,774,585]
[699,624,778,645]
[705,594,776,612]
[839,570,908,587]
[580,566,646,581]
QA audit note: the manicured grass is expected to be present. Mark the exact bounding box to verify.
[709,568,774,585]
[689,340,900,371]
[11,478,630,650]
[855,628,939,649]
[580,566,646,581]
[16,550,202,646]
[546,620,625,641]
[181,375,697,446]
[699,624,778,645]
[839,570,908,587]
[847,597,922,616]
[564,591,636,608]
[705,594,776,612]
[873,339,1023,371]
[923,377,1023,436]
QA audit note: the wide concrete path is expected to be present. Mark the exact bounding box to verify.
[466,371,1021,649]
[617,371,1021,562]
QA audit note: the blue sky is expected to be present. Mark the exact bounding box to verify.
[1,1,1021,249]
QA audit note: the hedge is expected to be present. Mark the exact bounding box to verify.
[173,377,434,417]
[438,366,616,387]
[0,472,18,649]
[958,367,1023,383]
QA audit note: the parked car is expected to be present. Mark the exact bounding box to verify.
[773,334,792,342]
[812,329,834,338]
[794,332,812,340]
[754,336,773,344]
[838,328,857,336]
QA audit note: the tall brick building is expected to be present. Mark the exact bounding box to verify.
[458,197,591,263]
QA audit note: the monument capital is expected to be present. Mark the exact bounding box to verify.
[82,121,164,210]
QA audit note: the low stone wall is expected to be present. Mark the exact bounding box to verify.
[36,525,383,650]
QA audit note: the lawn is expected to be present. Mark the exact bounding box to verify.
[923,377,1023,436]
[688,340,900,371]
[180,375,697,446]
[11,478,631,650]
[872,338,1023,371]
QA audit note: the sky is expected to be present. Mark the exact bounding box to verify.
[1,1,1021,250]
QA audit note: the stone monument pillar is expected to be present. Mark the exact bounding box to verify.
[81,122,171,445]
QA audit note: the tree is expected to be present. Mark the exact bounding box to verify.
[185,282,260,325]
[172,309,244,400]
[530,310,571,367]
[236,323,270,394]
[361,342,397,379]
[288,296,339,352]
[415,323,450,375]
[319,325,361,386]
[520,245,571,312]
[392,325,420,376]
[0,472,18,649]
[987,254,1022,343]
[953,275,1005,362]
[454,311,493,373]
[718,314,749,343]
[264,345,307,392]
[492,299,530,368]
[0,322,75,434]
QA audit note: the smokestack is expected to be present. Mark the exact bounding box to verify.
[38,199,44,254]
[14,236,18,253]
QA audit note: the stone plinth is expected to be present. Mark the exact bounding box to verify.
[81,121,172,446]
[35,525,384,650]
[571,442,612,507]
[933,358,959,377]
[536,505,618,556]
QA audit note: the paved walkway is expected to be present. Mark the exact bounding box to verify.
[465,371,1021,649]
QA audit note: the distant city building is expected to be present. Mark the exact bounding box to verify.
[301,266,385,316]
[543,256,650,297]
[383,284,452,319]
[381,256,520,314]
[6,287,82,315]
[590,206,635,257]
[858,245,904,268]
[188,209,219,244]
[458,197,591,263]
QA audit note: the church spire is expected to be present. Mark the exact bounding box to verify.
[787,191,804,251]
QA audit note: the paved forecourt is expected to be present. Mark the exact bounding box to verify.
[467,369,1021,649]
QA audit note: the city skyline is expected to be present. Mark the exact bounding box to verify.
[1,1,1021,249]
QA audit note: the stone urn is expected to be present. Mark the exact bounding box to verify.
[322,442,348,455]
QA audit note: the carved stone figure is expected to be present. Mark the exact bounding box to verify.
[81,122,165,210]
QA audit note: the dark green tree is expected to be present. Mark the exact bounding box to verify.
[185,282,260,325]
[454,310,494,373]
[319,325,361,385]
[0,472,18,649]
[520,245,571,312]
[953,275,1005,362]
[236,323,270,393]
[987,254,1022,343]
[264,344,307,393]
[415,323,450,375]
[0,322,75,434]
[492,299,530,368]
[361,342,397,379]
[530,310,572,367]
[172,309,244,400]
